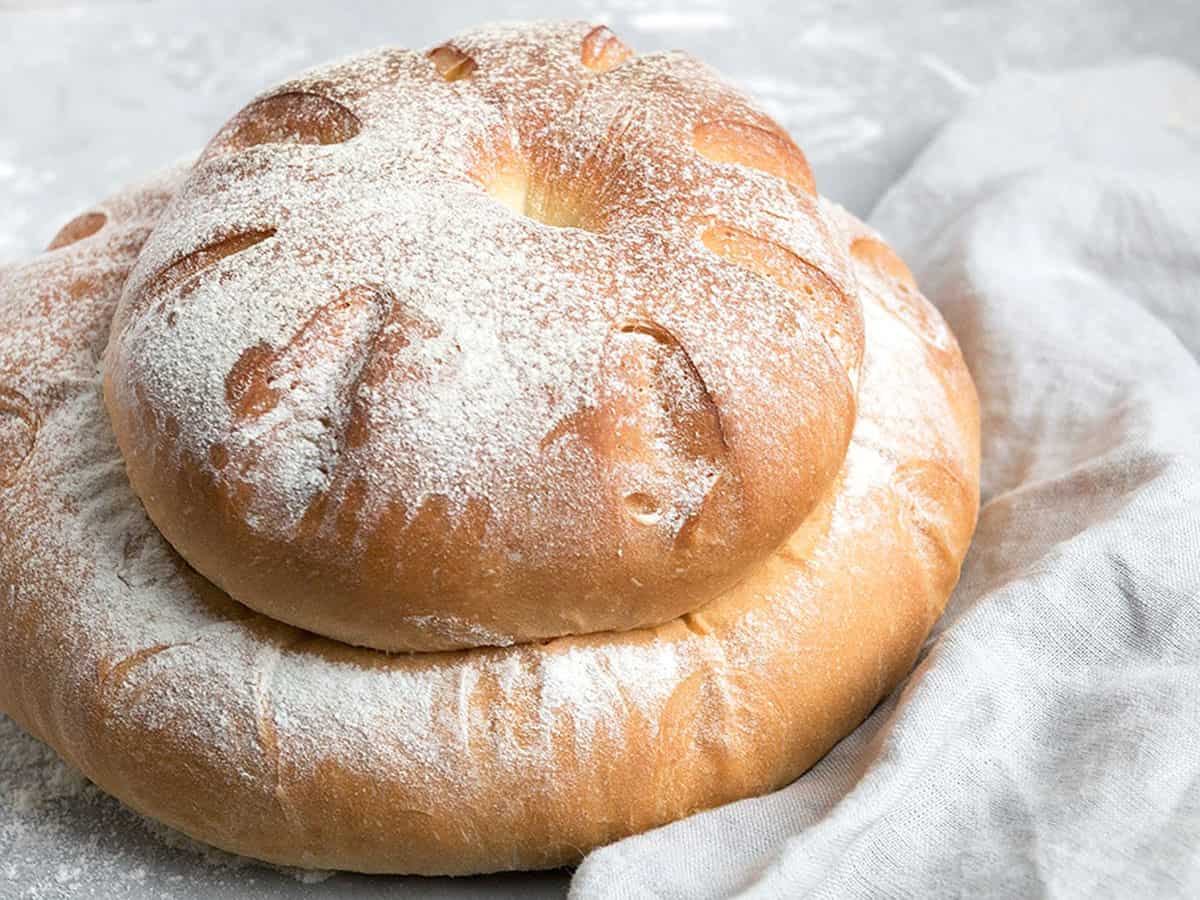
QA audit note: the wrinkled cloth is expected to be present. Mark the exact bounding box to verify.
[572,59,1200,900]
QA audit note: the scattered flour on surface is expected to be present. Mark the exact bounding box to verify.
[0,715,334,897]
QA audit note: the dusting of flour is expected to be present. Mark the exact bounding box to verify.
[0,716,333,899]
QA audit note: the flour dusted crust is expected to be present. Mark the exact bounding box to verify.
[104,22,863,652]
[0,21,979,877]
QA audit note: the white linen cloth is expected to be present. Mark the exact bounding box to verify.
[571,59,1200,899]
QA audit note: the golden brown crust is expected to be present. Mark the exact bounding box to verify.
[0,166,978,874]
[103,22,863,652]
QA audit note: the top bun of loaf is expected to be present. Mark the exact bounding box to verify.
[103,21,864,652]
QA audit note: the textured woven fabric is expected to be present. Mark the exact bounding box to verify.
[571,59,1200,900]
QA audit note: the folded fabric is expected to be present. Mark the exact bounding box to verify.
[572,58,1200,900]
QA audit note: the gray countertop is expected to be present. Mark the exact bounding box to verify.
[1,1,1196,897]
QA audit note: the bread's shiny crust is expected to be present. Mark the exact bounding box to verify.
[0,164,978,873]
[103,22,864,652]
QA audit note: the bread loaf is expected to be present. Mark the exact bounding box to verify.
[0,21,979,875]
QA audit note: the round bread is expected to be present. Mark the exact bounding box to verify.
[0,156,978,873]
[103,22,864,652]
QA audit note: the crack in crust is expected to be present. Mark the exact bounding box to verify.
[852,235,954,353]
[252,632,309,828]
[205,91,362,157]
[97,642,185,697]
[701,221,863,383]
[144,227,277,303]
[224,284,391,426]
[580,26,634,72]
[693,119,815,196]
[599,319,736,548]
[48,211,107,251]
[428,45,477,82]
